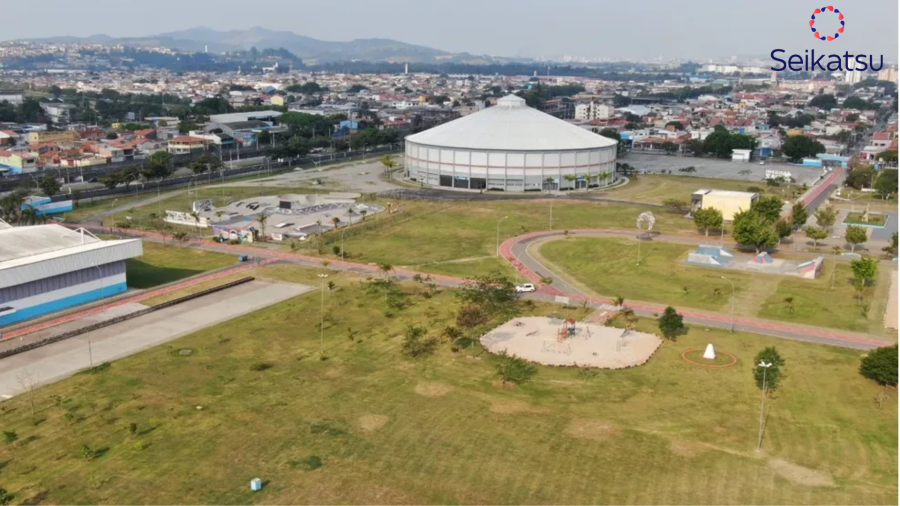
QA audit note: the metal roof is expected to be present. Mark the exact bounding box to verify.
[0,225,143,289]
[405,95,617,151]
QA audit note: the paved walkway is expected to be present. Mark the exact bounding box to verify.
[0,280,310,398]
[50,223,896,351]
[501,230,895,350]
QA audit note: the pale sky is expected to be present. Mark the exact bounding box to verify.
[2,0,897,61]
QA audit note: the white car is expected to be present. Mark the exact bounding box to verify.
[516,283,536,293]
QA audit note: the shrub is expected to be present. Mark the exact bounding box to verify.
[81,444,95,460]
[289,455,323,471]
[128,422,137,436]
[859,345,898,386]
[401,325,438,358]
[442,326,462,342]
[456,304,488,328]
[493,351,537,385]
[249,362,273,371]
[133,440,146,451]
[1,431,16,444]
[332,245,341,256]
[0,487,13,506]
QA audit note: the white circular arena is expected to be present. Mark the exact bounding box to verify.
[404,95,618,192]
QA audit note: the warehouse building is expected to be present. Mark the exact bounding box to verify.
[404,95,618,191]
[690,189,759,221]
[0,222,143,327]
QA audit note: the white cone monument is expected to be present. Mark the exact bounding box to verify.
[702,343,716,360]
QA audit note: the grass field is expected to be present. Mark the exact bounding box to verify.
[0,264,894,504]
[602,175,767,204]
[539,236,894,335]
[844,212,888,227]
[125,242,238,289]
[324,199,696,278]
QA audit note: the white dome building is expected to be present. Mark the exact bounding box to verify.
[404,95,618,191]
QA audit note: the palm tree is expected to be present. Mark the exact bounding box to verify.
[613,296,625,307]
[331,216,340,228]
[783,296,795,314]
[257,214,269,241]
[380,154,396,175]
[377,262,393,279]
[563,174,577,190]
[621,308,638,330]
[360,210,368,221]
[215,210,225,223]
[544,177,555,191]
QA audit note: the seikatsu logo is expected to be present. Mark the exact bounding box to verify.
[809,5,845,41]
[770,6,883,72]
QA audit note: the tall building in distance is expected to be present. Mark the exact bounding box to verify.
[877,66,899,83]
[844,58,867,84]
[574,101,613,121]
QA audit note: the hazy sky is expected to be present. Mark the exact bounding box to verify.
[3,0,897,61]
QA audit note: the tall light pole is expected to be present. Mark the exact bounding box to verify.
[318,273,328,356]
[757,361,773,451]
[721,275,735,332]
[496,215,509,257]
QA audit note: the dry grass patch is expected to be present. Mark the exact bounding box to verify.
[472,392,548,415]
[769,459,836,487]
[565,418,622,442]
[668,439,709,458]
[358,414,389,432]
[414,382,454,398]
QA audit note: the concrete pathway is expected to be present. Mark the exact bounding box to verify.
[0,280,311,398]
[58,224,896,351]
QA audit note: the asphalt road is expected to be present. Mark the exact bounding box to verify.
[57,224,895,351]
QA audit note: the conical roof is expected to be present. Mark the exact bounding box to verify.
[405,95,617,151]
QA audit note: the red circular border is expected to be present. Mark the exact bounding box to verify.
[681,348,738,368]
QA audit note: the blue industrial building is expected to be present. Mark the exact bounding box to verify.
[0,222,142,327]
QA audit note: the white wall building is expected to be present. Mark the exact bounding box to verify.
[574,102,612,121]
[404,95,618,191]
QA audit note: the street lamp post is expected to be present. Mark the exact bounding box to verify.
[496,215,509,257]
[721,276,736,332]
[318,273,328,356]
[757,361,773,451]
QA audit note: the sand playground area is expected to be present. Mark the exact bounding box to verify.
[480,317,662,369]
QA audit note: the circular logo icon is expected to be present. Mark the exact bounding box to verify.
[810,6,845,41]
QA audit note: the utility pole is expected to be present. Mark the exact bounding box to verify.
[757,361,772,451]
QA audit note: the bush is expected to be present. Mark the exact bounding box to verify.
[657,306,685,340]
[288,455,323,471]
[456,304,488,328]
[2,431,17,444]
[249,362,273,371]
[493,351,537,385]
[859,345,898,385]
[128,422,137,436]
[133,440,146,451]
[0,487,13,506]
[442,326,462,342]
[81,444,95,460]
[401,325,438,358]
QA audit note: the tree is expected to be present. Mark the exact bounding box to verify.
[876,149,898,163]
[662,141,679,154]
[846,112,860,122]
[178,120,198,135]
[99,171,124,190]
[814,205,838,230]
[457,271,519,318]
[789,202,808,228]
[859,345,898,386]
[665,121,685,130]
[846,166,875,190]
[657,306,685,340]
[753,347,785,391]
[850,256,878,287]
[285,135,310,157]
[874,169,898,199]
[38,174,61,198]
[380,154,397,175]
[493,350,537,385]
[144,151,174,180]
[775,219,793,242]
[257,214,268,240]
[0,486,13,506]
[732,209,779,253]
[377,262,393,278]
[845,225,868,252]
[781,135,826,163]
[883,232,898,257]
[693,207,723,236]
[105,132,118,140]
[808,93,837,110]
[685,139,705,156]
[841,96,870,110]
[805,226,829,247]
[750,196,784,224]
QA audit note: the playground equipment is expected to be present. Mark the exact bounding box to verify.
[686,245,734,267]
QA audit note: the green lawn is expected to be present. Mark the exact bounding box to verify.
[602,174,767,204]
[539,237,894,335]
[0,264,894,504]
[126,241,238,289]
[844,212,888,227]
[326,199,696,278]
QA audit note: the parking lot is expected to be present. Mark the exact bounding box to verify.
[625,152,825,186]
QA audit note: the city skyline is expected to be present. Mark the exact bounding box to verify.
[2,0,897,62]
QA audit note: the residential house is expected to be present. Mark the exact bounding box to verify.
[167,135,210,154]
[0,150,39,173]
[27,130,79,144]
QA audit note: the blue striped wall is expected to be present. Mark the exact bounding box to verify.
[0,281,128,326]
